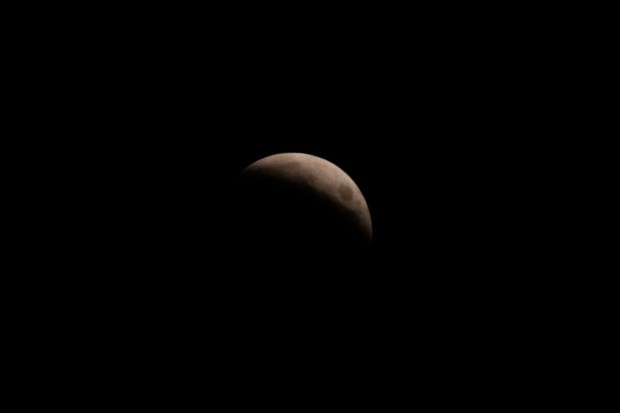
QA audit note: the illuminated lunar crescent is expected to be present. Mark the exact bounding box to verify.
[237,153,372,252]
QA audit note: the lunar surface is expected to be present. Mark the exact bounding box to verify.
[234,153,372,260]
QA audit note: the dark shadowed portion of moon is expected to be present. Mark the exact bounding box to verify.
[232,153,372,273]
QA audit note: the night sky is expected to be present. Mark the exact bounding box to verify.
[35,8,568,404]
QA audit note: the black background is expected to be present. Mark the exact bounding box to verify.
[25,7,574,405]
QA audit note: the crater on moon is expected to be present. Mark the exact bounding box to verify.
[338,184,353,201]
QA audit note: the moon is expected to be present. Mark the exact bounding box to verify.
[234,153,372,259]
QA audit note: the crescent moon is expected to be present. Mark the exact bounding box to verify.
[237,152,372,247]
